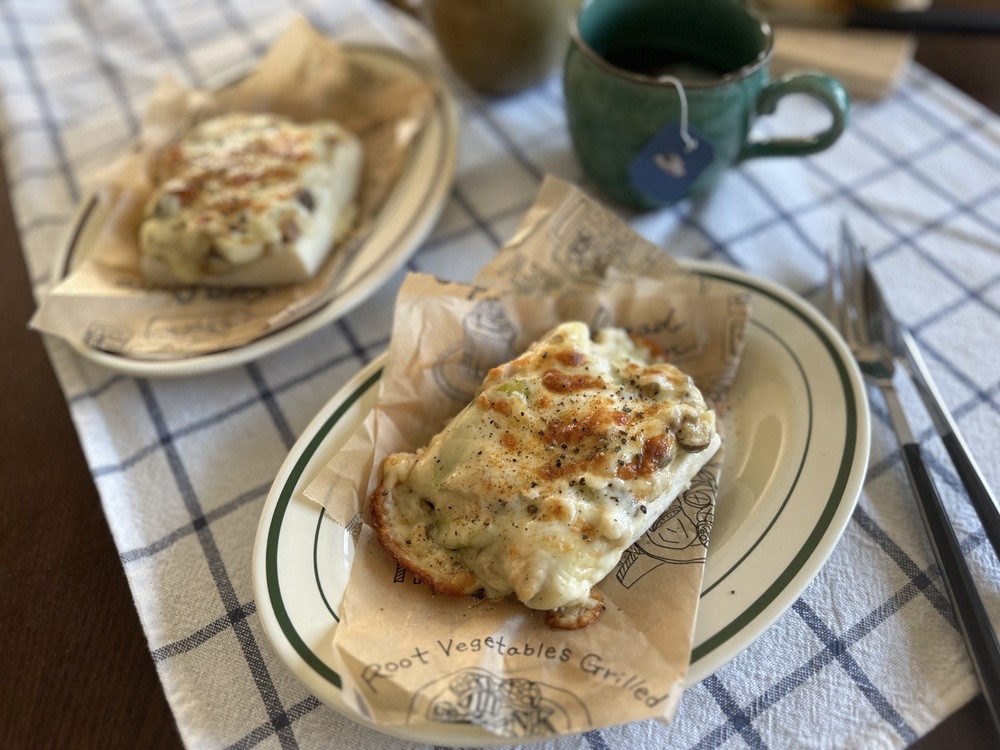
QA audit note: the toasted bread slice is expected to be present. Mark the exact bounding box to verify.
[139,112,362,287]
[369,322,720,628]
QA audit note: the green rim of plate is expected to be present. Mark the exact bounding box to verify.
[264,366,382,690]
[690,271,858,661]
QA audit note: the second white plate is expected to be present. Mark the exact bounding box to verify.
[54,44,459,378]
[252,260,871,745]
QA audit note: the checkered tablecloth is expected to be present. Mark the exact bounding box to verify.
[4,1,1000,748]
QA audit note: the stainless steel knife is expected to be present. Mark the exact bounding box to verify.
[864,264,1000,557]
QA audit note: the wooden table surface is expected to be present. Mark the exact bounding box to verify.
[2,9,999,750]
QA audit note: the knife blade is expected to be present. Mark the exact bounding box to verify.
[864,263,1000,558]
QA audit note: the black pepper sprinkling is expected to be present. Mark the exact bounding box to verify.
[296,188,315,211]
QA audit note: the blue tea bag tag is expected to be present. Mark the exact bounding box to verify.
[628,123,714,204]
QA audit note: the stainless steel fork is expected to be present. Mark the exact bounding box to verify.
[829,222,1000,738]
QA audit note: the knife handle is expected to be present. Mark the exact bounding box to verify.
[849,9,1000,35]
[941,431,1000,560]
[901,328,1000,561]
[901,441,1000,738]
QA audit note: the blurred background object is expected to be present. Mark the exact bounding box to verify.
[762,0,1000,99]
[383,0,578,95]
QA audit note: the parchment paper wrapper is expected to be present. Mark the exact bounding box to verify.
[30,17,433,358]
[303,177,751,740]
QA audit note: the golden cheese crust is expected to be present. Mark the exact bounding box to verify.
[370,321,720,628]
[139,112,361,286]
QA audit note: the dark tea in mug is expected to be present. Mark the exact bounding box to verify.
[563,0,850,207]
[600,44,728,81]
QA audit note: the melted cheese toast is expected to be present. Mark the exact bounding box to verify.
[371,321,720,629]
[139,112,362,286]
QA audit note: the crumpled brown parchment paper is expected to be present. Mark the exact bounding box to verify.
[302,176,752,740]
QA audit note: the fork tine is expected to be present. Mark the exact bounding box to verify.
[825,236,841,324]
[827,239,851,345]
[834,220,855,345]
[839,219,868,347]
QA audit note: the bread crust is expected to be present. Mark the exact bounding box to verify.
[544,590,605,630]
[369,478,482,596]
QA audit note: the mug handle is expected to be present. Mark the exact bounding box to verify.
[739,73,850,160]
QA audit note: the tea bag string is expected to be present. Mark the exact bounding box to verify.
[657,75,698,153]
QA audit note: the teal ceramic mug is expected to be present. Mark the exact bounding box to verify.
[564,0,850,209]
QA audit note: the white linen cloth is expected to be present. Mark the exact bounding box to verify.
[4,0,1000,747]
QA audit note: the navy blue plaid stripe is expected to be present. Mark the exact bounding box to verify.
[152,601,257,661]
[0,3,80,203]
[280,3,361,38]
[406,194,541,277]
[792,599,917,743]
[687,524,963,749]
[734,167,827,263]
[334,318,373,366]
[583,729,611,749]
[120,480,270,564]
[699,674,767,749]
[9,127,131,181]
[137,378,299,749]
[798,132,1000,436]
[450,185,508,249]
[225,696,323,750]
[68,1,142,136]
[141,0,205,86]
[852,503,956,626]
[211,0,269,58]
[247,362,298,451]
[67,374,128,405]
[465,100,545,182]
[676,212,741,268]
[271,334,388,393]
[89,342,384,476]
[864,387,980,505]
[92,438,161,478]
[896,79,1000,175]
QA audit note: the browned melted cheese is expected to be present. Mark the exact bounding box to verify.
[139,112,360,283]
[373,321,719,615]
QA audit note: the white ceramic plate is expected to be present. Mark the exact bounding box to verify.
[53,45,459,378]
[252,261,871,745]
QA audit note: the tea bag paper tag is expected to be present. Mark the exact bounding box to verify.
[629,122,714,204]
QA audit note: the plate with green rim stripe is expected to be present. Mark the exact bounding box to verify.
[49,44,458,379]
[252,259,870,745]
